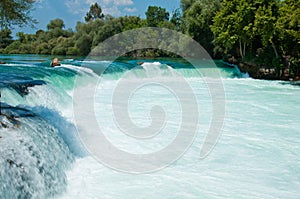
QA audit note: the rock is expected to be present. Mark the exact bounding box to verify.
[1,121,9,128]
[259,68,266,74]
[51,57,61,67]
[0,114,20,128]
[0,103,36,128]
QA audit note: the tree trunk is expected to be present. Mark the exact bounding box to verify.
[243,42,246,59]
[271,40,279,58]
[239,40,244,60]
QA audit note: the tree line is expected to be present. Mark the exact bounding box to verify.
[0,2,178,56]
[0,0,299,79]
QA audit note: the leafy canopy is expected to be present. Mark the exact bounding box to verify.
[47,19,65,30]
[0,0,37,29]
[145,6,170,27]
[85,2,104,22]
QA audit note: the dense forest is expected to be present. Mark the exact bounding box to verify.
[0,0,299,80]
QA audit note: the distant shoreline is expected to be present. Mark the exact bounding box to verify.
[1,53,300,83]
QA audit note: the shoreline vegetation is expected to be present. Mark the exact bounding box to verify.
[0,0,299,81]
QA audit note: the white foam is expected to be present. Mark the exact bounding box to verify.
[60,74,300,199]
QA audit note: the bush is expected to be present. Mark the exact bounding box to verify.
[66,47,79,55]
[51,46,66,55]
[36,42,50,54]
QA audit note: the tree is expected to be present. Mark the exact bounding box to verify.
[182,0,222,55]
[211,0,284,60]
[85,2,104,22]
[16,32,26,43]
[211,0,257,59]
[46,19,73,39]
[16,32,36,44]
[47,19,65,30]
[76,34,93,55]
[253,0,280,58]
[180,0,197,12]
[0,0,37,29]
[276,0,300,57]
[0,29,13,48]
[120,16,143,31]
[276,0,300,77]
[145,6,169,27]
[170,8,182,31]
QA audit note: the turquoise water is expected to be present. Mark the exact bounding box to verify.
[0,54,299,198]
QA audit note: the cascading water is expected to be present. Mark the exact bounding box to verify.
[0,59,94,198]
[222,61,250,78]
[1,55,299,199]
[0,103,73,198]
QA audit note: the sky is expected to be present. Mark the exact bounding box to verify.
[12,0,181,37]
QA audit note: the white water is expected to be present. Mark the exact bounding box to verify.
[60,63,300,198]
[1,60,300,198]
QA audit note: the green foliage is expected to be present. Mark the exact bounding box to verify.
[170,9,182,31]
[17,43,33,54]
[182,0,222,55]
[66,47,79,56]
[255,47,276,67]
[35,42,51,54]
[0,0,37,29]
[145,6,170,27]
[254,1,279,47]
[0,29,13,48]
[47,19,65,30]
[51,46,66,55]
[180,0,197,12]
[1,18,75,55]
[211,0,256,58]
[253,0,280,57]
[16,32,36,43]
[2,41,21,54]
[50,37,74,55]
[85,2,104,22]
[76,34,93,55]
[88,16,144,49]
[120,16,143,31]
[276,0,300,57]
[210,0,285,59]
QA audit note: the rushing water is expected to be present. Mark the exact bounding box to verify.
[0,54,299,198]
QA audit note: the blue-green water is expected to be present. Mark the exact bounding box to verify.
[0,54,299,198]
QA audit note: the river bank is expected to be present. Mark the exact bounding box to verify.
[224,56,300,82]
